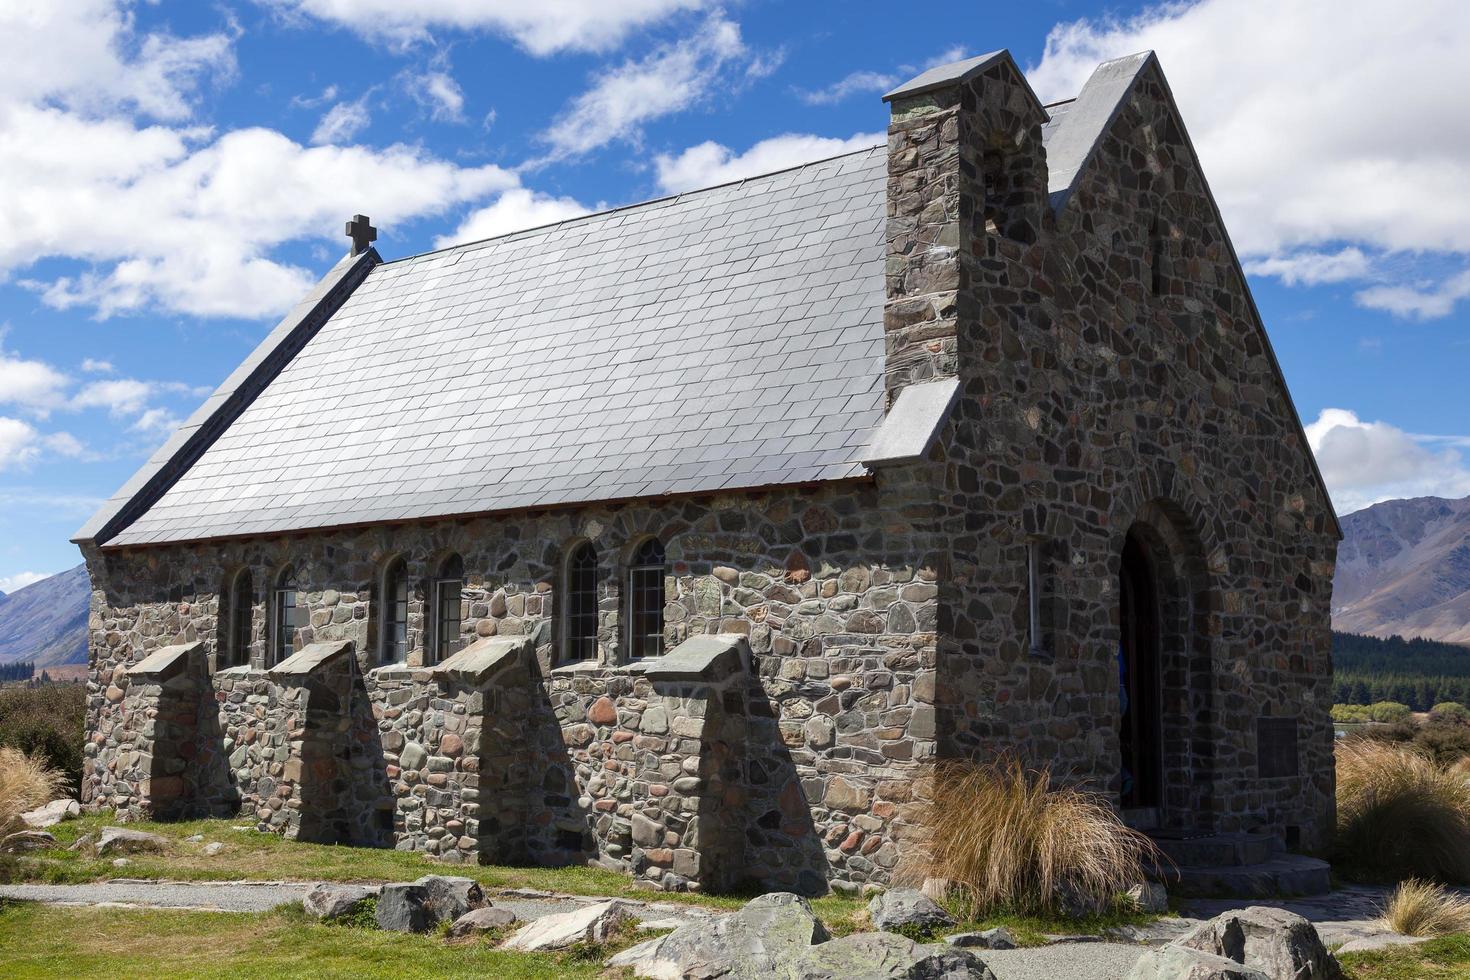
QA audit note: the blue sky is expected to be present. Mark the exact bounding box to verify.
[1,0,1468,590]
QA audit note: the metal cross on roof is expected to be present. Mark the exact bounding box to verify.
[346,214,377,256]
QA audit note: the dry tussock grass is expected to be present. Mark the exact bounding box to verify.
[897,755,1161,918]
[0,746,65,835]
[1335,739,1470,883]
[1381,879,1470,937]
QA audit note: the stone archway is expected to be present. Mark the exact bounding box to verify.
[1119,500,1218,833]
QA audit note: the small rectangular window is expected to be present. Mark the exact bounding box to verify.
[434,576,462,664]
[1027,539,1045,654]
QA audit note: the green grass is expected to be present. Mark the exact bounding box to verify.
[1337,934,1470,978]
[19,814,863,922]
[0,900,609,979]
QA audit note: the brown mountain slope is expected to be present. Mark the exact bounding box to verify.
[1333,496,1470,644]
[0,563,89,668]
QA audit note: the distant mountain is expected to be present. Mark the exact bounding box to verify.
[0,563,89,668]
[1334,496,1470,645]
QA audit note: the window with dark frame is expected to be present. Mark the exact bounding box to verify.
[228,569,253,668]
[382,558,409,665]
[272,566,302,666]
[432,554,463,665]
[565,543,598,665]
[628,538,666,660]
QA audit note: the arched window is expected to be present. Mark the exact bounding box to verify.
[271,565,302,666]
[380,557,409,665]
[627,538,665,660]
[431,554,463,665]
[224,568,253,669]
[564,543,598,665]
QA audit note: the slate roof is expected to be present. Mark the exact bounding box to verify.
[83,49,1221,548]
[101,147,892,546]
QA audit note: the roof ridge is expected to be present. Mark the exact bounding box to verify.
[380,141,886,267]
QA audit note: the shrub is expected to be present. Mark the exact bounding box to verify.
[1335,740,1470,883]
[0,685,85,792]
[1367,702,1413,724]
[1332,704,1371,724]
[1415,722,1470,767]
[0,747,65,836]
[896,755,1162,919]
[1381,879,1470,936]
[1430,703,1470,725]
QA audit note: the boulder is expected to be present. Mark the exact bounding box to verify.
[1,830,57,853]
[1174,907,1343,980]
[607,892,832,977]
[202,842,227,856]
[21,799,80,829]
[945,928,1017,950]
[414,875,486,923]
[867,889,957,933]
[790,931,996,979]
[1126,882,1169,914]
[303,883,375,922]
[448,906,519,939]
[376,882,434,933]
[503,899,634,951]
[1128,946,1271,980]
[96,826,168,857]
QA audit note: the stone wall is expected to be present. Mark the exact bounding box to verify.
[884,55,1338,849]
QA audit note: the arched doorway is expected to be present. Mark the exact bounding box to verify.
[1119,528,1164,825]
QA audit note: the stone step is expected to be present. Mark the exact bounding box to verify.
[1148,831,1275,868]
[1153,854,1332,899]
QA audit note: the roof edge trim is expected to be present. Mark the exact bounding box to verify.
[73,248,381,546]
[1045,51,1156,213]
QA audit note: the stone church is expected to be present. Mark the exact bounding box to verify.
[78,49,1340,896]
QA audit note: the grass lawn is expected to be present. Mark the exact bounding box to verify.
[1338,935,1470,978]
[0,900,609,979]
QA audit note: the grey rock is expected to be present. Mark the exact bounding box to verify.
[413,875,486,924]
[399,741,427,771]
[202,842,227,856]
[945,927,1016,950]
[448,905,518,939]
[96,827,168,857]
[791,931,997,979]
[1128,945,1271,980]
[21,799,80,829]
[303,883,374,921]
[68,833,94,852]
[1126,882,1169,914]
[184,834,205,843]
[1,830,57,853]
[376,882,433,933]
[608,892,830,977]
[503,899,634,951]
[867,889,957,933]
[1174,906,1343,980]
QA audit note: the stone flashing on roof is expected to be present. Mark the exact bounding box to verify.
[73,247,381,546]
[433,636,530,686]
[863,377,961,467]
[883,49,1047,123]
[1045,51,1156,211]
[125,641,203,683]
[269,640,354,680]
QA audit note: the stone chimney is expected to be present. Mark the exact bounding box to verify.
[880,50,1050,405]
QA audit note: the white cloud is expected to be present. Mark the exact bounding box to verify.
[1027,0,1470,315]
[434,189,590,248]
[0,417,41,470]
[0,571,50,594]
[80,358,114,373]
[1305,408,1470,514]
[311,96,372,145]
[797,70,898,106]
[407,71,465,122]
[539,16,746,159]
[263,0,708,56]
[131,407,182,434]
[1243,248,1371,288]
[0,3,533,320]
[654,132,883,195]
[72,379,154,417]
[1354,270,1470,321]
[0,349,70,415]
